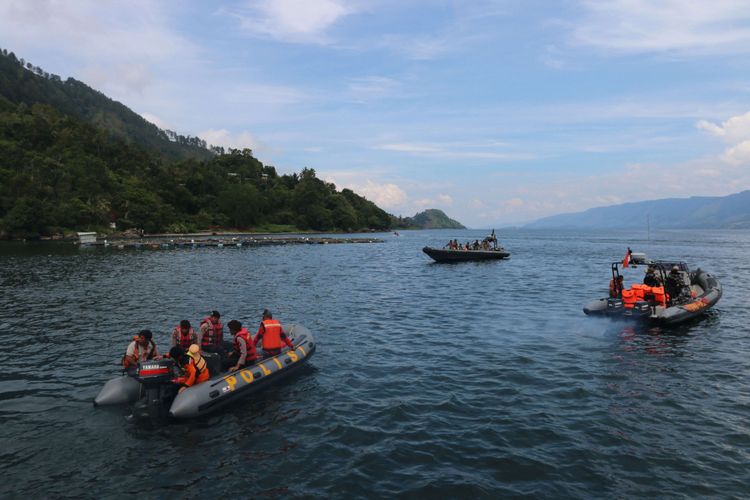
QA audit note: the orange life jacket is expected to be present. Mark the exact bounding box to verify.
[621,289,637,308]
[651,286,667,306]
[631,284,647,301]
[258,319,284,350]
[177,356,209,387]
[200,317,223,347]
[174,326,196,349]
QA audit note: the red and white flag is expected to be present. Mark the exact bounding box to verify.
[622,247,632,268]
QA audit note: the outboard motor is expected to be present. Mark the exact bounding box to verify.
[131,358,177,422]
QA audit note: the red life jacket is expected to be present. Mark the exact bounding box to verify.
[233,328,252,353]
[200,317,223,347]
[174,326,196,349]
[259,319,283,350]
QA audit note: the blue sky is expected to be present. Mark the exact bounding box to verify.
[3,0,750,227]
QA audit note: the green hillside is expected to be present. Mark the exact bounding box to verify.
[0,49,393,239]
[394,208,465,229]
[0,48,212,161]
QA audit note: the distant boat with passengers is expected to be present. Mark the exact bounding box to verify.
[583,249,722,325]
[423,230,510,263]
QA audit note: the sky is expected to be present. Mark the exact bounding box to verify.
[2,0,750,227]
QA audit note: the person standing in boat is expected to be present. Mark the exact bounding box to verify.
[253,309,294,358]
[225,319,258,372]
[198,311,224,356]
[122,330,159,370]
[171,320,198,349]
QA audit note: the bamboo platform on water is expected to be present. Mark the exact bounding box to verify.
[79,235,383,249]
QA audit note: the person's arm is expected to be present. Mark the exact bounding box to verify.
[123,342,138,366]
[231,338,247,371]
[253,324,264,346]
[171,329,177,347]
[196,324,206,347]
[281,330,294,349]
[175,363,196,386]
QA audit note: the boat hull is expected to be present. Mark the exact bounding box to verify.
[169,326,315,418]
[422,246,510,263]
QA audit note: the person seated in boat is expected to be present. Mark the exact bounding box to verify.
[665,266,688,304]
[609,275,624,298]
[643,267,661,287]
[122,330,159,370]
[464,242,470,250]
[254,309,294,358]
[664,266,684,304]
[169,344,211,392]
[225,319,258,372]
[171,320,198,349]
[199,310,225,356]
[171,344,210,393]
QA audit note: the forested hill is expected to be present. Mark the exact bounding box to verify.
[0,50,394,239]
[395,209,466,229]
[525,191,750,229]
[0,48,212,161]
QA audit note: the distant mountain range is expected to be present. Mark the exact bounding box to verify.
[525,190,750,229]
[394,209,466,229]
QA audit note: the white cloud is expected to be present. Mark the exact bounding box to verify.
[376,142,534,161]
[722,140,750,165]
[350,180,407,208]
[698,110,750,166]
[141,112,169,129]
[572,0,750,54]
[697,111,750,143]
[437,194,453,206]
[198,129,264,151]
[0,0,197,94]
[229,0,353,43]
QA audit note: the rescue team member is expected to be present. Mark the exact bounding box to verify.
[122,330,159,369]
[199,310,225,356]
[253,309,293,358]
[644,267,661,287]
[171,320,197,349]
[225,320,258,372]
[609,275,625,298]
[171,344,210,393]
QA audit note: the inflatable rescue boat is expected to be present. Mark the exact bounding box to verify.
[583,252,722,325]
[94,324,315,419]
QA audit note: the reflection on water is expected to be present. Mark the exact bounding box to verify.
[1,229,749,497]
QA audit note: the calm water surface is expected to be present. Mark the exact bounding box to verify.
[1,229,749,498]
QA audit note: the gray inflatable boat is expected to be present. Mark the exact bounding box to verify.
[94,324,316,419]
[583,254,722,325]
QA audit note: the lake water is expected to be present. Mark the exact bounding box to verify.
[1,229,749,498]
